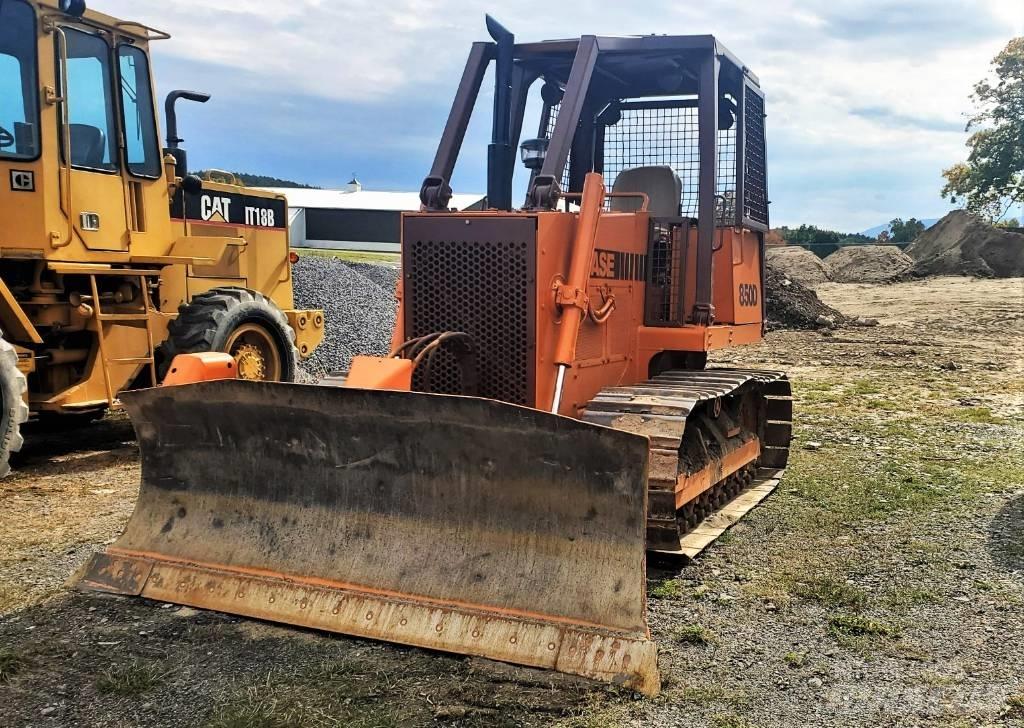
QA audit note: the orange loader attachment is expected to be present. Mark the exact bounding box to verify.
[80,381,661,695]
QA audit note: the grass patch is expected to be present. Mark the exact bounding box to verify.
[792,576,868,610]
[672,624,715,646]
[0,648,29,683]
[783,652,806,668]
[828,614,898,638]
[206,682,403,728]
[916,671,961,687]
[96,659,173,696]
[884,585,940,608]
[950,407,1007,425]
[649,579,683,600]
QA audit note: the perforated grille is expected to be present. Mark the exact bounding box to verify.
[403,218,536,406]
[743,86,769,226]
[545,100,739,223]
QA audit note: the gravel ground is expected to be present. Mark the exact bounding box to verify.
[291,257,399,377]
[1,277,1022,728]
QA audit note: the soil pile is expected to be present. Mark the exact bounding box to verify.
[764,261,845,331]
[825,245,914,283]
[766,246,830,287]
[907,211,1024,278]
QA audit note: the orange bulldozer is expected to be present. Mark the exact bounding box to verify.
[82,20,792,696]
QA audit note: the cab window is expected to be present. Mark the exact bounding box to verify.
[61,28,118,172]
[0,0,40,160]
[118,45,160,177]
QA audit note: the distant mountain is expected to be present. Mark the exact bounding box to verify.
[195,171,319,189]
[860,218,941,238]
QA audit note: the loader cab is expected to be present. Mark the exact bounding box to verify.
[0,0,41,161]
[0,0,172,259]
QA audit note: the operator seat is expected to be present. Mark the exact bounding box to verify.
[69,124,107,168]
[610,166,682,217]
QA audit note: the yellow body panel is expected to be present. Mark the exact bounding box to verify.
[0,0,323,414]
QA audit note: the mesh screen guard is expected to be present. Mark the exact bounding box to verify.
[543,94,760,226]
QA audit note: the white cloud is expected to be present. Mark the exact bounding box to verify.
[100,0,1019,229]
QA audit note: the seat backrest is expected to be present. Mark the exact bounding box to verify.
[69,124,106,168]
[610,166,682,217]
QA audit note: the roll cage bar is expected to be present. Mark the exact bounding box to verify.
[419,22,769,325]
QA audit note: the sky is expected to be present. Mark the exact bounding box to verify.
[104,0,1024,232]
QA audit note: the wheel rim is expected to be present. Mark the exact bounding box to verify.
[224,324,282,381]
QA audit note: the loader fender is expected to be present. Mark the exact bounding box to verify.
[82,381,661,695]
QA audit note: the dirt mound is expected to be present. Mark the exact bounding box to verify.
[766,246,830,287]
[825,245,914,283]
[906,211,1024,278]
[764,261,845,331]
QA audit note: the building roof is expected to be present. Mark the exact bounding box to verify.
[258,187,486,212]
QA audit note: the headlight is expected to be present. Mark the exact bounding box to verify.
[59,0,87,18]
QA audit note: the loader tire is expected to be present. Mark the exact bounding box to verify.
[159,288,298,383]
[0,338,29,478]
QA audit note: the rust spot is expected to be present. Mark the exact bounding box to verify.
[622,654,632,668]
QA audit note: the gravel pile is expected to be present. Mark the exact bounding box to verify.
[907,210,1024,278]
[765,261,845,331]
[291,257,398,377]
[766,246,831,287]
[825,245,914,283]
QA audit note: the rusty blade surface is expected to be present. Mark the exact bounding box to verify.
[81,381,659,694]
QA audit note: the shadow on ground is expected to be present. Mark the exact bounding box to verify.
[989,493,1024,576]
[0,592,611,728]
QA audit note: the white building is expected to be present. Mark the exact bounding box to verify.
[260,180,486,253]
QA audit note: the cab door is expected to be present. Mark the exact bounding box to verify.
[58,26,128,252]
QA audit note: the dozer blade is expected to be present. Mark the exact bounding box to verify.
[80,381,660,695]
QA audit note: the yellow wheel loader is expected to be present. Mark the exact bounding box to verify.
[82,18,793,696]
[0,0,324,475]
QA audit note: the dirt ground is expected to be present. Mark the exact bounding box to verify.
[1,276,1022,728]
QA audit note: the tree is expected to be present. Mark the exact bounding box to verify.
[995,217,1021,229]
[942,37,1024,222]
[777,225,871,258]
[889,217,926,243]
